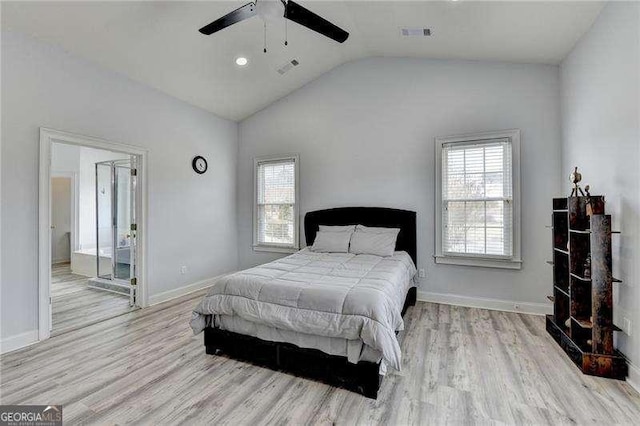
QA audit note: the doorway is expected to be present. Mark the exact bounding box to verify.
[39,128,147,340]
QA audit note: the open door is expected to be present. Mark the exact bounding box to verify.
[129,156,138,306]
[113,157,137,306]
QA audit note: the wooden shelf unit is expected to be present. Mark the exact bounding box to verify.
[546,196,628,380]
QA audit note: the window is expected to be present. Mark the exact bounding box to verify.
[435,130,521,269]
[253,155,299,252]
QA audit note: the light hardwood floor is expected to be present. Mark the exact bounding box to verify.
[51,263,134,334]
[1,289,639,425]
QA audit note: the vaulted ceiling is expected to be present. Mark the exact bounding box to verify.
[2,1,604,121]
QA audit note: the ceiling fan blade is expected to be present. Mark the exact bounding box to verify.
[285,0,349,43]
[199,2,257,35]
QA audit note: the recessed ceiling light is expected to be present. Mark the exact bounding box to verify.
[235,57,248,66]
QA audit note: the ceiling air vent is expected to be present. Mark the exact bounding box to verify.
[277,59,300,75]
[400,28,432,37]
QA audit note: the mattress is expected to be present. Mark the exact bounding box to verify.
[191,248,417,369]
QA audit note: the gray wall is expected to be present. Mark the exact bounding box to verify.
[1,32,239,342]
[560,1,640,384]
[238,57,561,309]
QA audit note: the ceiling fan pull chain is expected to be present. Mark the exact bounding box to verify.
[285,19,288,46]
[263,21,267,53]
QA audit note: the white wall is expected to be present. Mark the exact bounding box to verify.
[560,1,640,385]
[239,57,561,310]
[1,31,239,344]
[51,143,80,173]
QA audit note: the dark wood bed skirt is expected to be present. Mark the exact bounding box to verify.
[204,286,417,399]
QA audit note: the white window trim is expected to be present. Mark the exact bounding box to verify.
[253,154,300,253]
[434,129,522,270]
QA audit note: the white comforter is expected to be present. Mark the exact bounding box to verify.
[190,248,416,370]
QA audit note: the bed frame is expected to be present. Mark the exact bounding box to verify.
[204,207,417,399]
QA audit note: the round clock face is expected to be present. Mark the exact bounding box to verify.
[192,156,208,174]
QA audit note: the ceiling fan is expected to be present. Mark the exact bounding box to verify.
[199,0,349,45]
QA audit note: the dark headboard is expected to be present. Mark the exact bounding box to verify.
[304,207,417,265]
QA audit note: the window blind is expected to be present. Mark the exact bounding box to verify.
[442,138,513,257]
[256,158,296,247]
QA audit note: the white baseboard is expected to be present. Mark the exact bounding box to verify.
[417,291,552,316]
[0,329,39,355]
[627,361,640,394]
[148,272,234,306]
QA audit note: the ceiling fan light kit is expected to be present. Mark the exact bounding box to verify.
[199,0,349,53]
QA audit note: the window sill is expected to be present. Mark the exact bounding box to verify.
[434,255,522,270]
[253,245,299,254]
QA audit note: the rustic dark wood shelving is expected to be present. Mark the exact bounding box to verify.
[554,285,569,298]
[572,317,593,329]
[546,196,628,380]
[570,273,591,282]
[568,229,621,234]
[570,317,623,332]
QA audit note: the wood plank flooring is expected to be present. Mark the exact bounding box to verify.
[51,263,134,334]
[1,289,639,425]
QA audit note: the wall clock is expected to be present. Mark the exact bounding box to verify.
[192,156,208,174]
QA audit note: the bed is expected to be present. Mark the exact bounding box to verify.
[191,207,417,398]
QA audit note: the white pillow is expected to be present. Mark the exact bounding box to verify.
[319,225,356,233]
[310,231,352,253]
[355,224,401,235]
[349,231,398,257]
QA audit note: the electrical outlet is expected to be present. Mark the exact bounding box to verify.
[418,269,426,278]
[623,317,632,336]
[180,266,187,275]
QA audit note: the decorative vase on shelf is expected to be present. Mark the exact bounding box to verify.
[584,255,591,279]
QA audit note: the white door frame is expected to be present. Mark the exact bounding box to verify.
[50,171,78,262]
[39,127,149,341]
